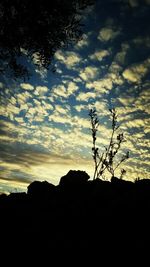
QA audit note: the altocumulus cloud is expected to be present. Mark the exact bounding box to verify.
[79,66,99,81]
[55,50,81,69]
[98,26,121,42]
[122,58,150,83]
[34,86,48,96]
[89,49,110,61]
[20,83,34,91]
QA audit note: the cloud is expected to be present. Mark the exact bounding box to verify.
[116,105,147,134]
[89,50,110,61]
[17,91,32,105]
[15,117,25,123]
[32,52,41,65]
[41,101,53,111]
[73,77,83,83]
[74,102,110,127]
[9,96,17,105]
[0,120,30,143]
[34,86,48,96]
[67,81,79,95]
[124,118,149,129]
[75,34,89,49]
[122,58,150,83]
[71,116,90,129]
[55,68,63,74]
[54,105,70,115]
[0,144,72,187]
[25,102,49,123]
[0,178,29,194]
[94,101,109,114]
[32,115,46,122]
[20,83,34,91]
[19,103,29,111]
[52,84,66,98]
[114,43,129,65]
[52,81,79,99]
[134,87,150,115]
[35,105,48,116]
[48,113,73,126]
[86,77,113,94]
[0,115,115,162]
[1,103,20,121]
[109,103,150,180]
[75,104,87,112]
[33,99,41,106]
[48,111,90,131]
[79,66,99,81]
[123,139,150,180]
[76,92,96,102]
[118,96,136,107]
[0,82,4,88]
[98,27,120,42]
[55,50,81,69]
[0,87,53,125]
[27,107,37,116]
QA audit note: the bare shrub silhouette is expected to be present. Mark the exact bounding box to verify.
[89,108,129,180]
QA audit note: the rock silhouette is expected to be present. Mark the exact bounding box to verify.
[0,170,150,261]
[59,170,90,187]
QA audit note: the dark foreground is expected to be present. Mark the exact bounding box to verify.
[0,170,150,262]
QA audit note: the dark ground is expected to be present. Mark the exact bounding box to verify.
[0,170,150,263]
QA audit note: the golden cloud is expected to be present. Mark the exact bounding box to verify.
[0,82,4,88]
[34,86,48,96]
[79,66,99,81]
[15,117,25,123]
[98,27,120,42]
[42,101,53,111]
[122,58,150,83]
[76,92,96,101]
[52,84,67,98]
[86,77,113,93]
[89,50,110,61]
[55,105,70,115]
[52,81,79,99]
[17,91,32,105]
[9,96,17,105]
[20,83,34,91]
[55,50,81,69]
[66,81,79,95]
[75,34,89,49]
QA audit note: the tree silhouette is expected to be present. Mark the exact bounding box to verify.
[89,108,129,180]
[0,0,94,79]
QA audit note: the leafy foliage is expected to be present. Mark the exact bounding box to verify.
[0,0,94,79]
[89,108,129,180]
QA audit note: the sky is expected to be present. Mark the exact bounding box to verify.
[0,0,150,194]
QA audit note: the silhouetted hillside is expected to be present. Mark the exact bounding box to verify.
[0,170,150,262]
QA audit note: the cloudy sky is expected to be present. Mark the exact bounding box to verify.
[0,0,150,194]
